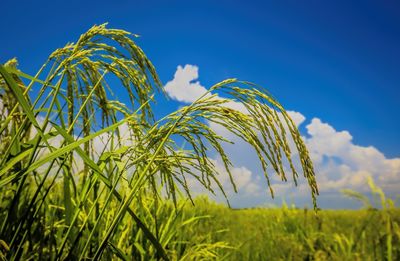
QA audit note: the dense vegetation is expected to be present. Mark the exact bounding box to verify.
[185,180,400,260]
[0,24,397,260]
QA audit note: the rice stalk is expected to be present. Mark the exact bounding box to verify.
[0,23,318,260]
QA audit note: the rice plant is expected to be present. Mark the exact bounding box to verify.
[0,23,318,260]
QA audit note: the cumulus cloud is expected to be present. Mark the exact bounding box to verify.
[164,64,400,208]
[305,118,400,195]
[164,65,209,103]
[164,64,248,113]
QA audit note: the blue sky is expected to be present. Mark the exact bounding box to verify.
[1,0,399,208]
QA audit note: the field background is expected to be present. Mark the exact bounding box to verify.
[180,197,400,260]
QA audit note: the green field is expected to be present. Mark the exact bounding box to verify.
[2,188,398,260]
[180,198,400,260]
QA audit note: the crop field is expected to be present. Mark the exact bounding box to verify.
[181,197,400,260]
[1,186,398,260]
[0,24,398,260]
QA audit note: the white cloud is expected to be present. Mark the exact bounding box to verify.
[164,65,209,103]
[164,64,249,113]
[305,118,400,195]
[164,64,400,208]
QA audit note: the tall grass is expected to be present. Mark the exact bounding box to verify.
[0,24,318,260]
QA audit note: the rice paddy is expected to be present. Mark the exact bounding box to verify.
[0,24,398,260]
